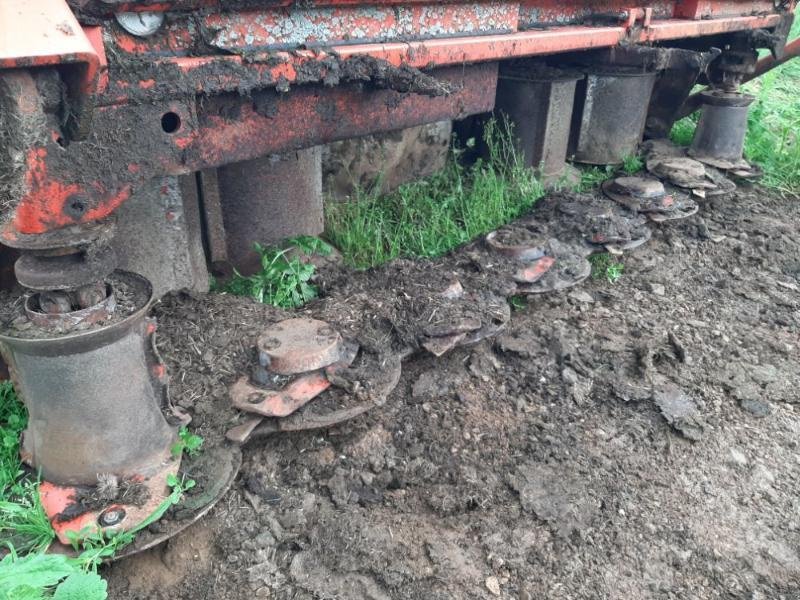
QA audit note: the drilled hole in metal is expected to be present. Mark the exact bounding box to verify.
[161,112,181,134]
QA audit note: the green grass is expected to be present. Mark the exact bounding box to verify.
[220,236,332,307]
[622,154,644,175]
[575,165,616,191]
[0,382,53,555]
[590,253,624,283]
[325,118,545,269]
[508,295,527,311]
[670,22,800,192]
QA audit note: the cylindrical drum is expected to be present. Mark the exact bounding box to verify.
[570,69,657,165]
[495,66,582,182]
[217,147,323,275]
[0,272,175,485]
[689,90,754,163]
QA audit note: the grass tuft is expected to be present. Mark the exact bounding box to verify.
[0,382,54,555]
[622,154,644,174]
[325,118,545,269]
[590,253,624,283]
[575,165,615,192]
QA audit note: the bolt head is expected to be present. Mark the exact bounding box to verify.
[98,507,126,527]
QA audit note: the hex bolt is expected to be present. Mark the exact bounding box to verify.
[98,507,126,527]
[64,194,89,219]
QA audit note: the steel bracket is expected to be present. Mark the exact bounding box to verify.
[0,0,104,141]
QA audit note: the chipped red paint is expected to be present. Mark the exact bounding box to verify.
[39,481,99,545]
[189,63,497,169]
[0,0,793,241]
[98,12,784,107]
[674,0,777,18]
[109,3,520,58]
[12,148,131,236]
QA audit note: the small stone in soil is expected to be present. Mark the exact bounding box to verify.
[652,382,705,441]
[485,576,501,596]
[568,290,594,303]
[728,448,748,466]
[246,474,282,503]
[740,398,772,418]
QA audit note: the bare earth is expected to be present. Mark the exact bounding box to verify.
[106,184,800,600]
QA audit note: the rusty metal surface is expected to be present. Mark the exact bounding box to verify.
[105,3,520,57]
[95,13,782,106]
[257,318,344,375]
[112,444,242,560]
[688,91,754,163]
[1,63,495,243]
[14,244,117,291]
[112,175,210,298]
[0,271,176,485]
[495,64,580,181]
[231,340,358,418]
[39,458,179,545]
[228,352,403,444]
[485,230,547,261]
[217,148,324,275]
[24,284,116,329]
[569,69,657,165]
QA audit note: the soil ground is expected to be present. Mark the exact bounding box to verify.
[105,183,800,600]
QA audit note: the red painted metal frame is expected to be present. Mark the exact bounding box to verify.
[0,0,101,97]
[99,13,785,106]
[72,0,787,15]
[0,0,793,243]
[2,63,497,241]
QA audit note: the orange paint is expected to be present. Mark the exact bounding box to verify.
[11,148,131,235]
[39,481,100,545]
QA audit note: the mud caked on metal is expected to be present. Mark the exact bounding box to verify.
[0,272,179,543]
[689,90,755,164]
[569,68,657,165]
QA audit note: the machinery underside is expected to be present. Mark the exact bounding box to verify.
[0,0,796,549]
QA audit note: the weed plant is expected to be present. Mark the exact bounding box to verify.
[221,236,332,307]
